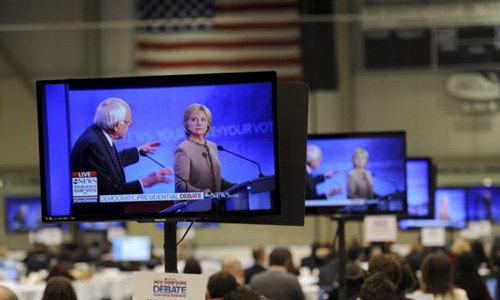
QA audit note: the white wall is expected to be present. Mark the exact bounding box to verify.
[354,71,500,158]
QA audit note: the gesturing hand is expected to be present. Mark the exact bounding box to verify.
[138,141,161,154]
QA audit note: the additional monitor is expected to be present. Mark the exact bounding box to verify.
[305,132,407,215]
[405,158,434,219]
[79,222,125,231]
[4,196,67,233]
[37,72,282,222]
[112,236,151,261]
[485,275,498,300]
[155,222,218,230]
[399,188,467,230]
[467,187,500,223]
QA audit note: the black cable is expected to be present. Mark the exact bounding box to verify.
[176,221,195,246]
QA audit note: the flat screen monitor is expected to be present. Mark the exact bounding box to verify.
[37,72,281,222]
[155,221,218,230]
[4,196,68,233]
[305,132,407,215]
[79,222,125,231]
[405,158,434,218]
[485,276,498,300]
[111,236,151,261]
[467,187,500,223]
[399,188,467,230]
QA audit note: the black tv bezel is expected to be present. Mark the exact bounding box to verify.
[399,186,469,230]
[37,71,282,223]
[466,185,500,224]
[304,131,408,218]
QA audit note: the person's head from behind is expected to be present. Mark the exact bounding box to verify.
[451,238,471,255]
[251,244,265,265]
[183,103,212,138]
[183,257,202,274]
[41,276,77,300]
[420,253,453,296]
[207,271,238,299]
[269,247,291,268]
[94,97,132,140]
[368,254,401,287]
[357,272,397,300]
[346,261,366,287]
[307,145,322,169]
[352,149,369,169]
[223,287,261,300]
[0,286,19,300]
[221,257,244,284]
[455,251,478,274]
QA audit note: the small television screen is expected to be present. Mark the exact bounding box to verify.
[112,236,151,261]
[467,187,500,223]
[305,132,407,215]
[37,72,280,222]
[79,222,125,231]
[399,188,467,230]
[405,158,434,218]
[5,196,68,233]
[485,276,498,300]
[155,221,218,230]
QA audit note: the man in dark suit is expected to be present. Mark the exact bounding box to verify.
[70,97,172,215]
[244,244,266,284]
[305,145,342,200]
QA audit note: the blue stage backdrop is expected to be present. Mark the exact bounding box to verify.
[406,160,430,217]
[468,187,500,223]
[307,136,406,202]
[58,82,275,213]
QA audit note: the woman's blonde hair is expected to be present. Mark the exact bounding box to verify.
[183,103,212,136]
[352,148,369,166]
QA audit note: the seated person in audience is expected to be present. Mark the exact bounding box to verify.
[250,247,305,300]
[328,262,366,300]
[41,276,77,300]
[0,286,19,300]
[453,252,491,300]
[207,271,239,300]
[368,254,405,300]
[223,287,263,300]
[301,242,326,271]
[222,257,245,285]
[411,253,468,300]
[283,248,300,276]
[183,257,202,274]
[357,272,398,300]
[244,244,266,284]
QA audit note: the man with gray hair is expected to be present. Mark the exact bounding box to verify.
[306,145,343,200]
[70,98,173,215]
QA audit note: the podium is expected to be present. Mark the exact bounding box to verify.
[161,176,276,213]
[224,175,275,211]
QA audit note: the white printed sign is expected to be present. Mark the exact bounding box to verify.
[29,228,63,246]
[421,227,446,247]
[133,272,207,300]
[364,215,397,242]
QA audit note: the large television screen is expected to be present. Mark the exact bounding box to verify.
[305,132,407,215]
[37,72,280,222]
[112,236,151,261]
[467,187,500,223]
[5,196,67,233]
[405,158,434,218]
[399,188,467,230]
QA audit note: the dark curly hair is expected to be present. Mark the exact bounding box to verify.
[358,272,398,300]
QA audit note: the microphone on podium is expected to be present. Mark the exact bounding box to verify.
[217,145,264,178]
[139,150,188,191]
